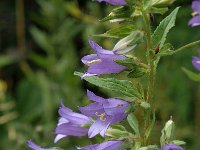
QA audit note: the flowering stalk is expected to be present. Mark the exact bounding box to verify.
[26,0,200,149]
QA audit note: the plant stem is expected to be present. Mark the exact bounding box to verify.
[173,40,200,54]
[142,8,156,146]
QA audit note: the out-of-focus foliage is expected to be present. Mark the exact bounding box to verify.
[0,0,200,150]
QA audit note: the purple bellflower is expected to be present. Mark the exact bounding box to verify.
[79,90,129,138]
[188,0,200,27]
[26,140,57,150]
[77,140,123,150]
[96,0,127,6]
[81,39,127,78]
[54,103,91,143]
[161,144,185,150]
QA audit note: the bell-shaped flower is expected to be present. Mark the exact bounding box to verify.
[188,0,200,27]
[81,39,127,78]
[77,140,123,150]
[79,90,129,138]
[161,144,185,150]
[96,0,126,6]
[54,103,91,143]
[26,140,58,150]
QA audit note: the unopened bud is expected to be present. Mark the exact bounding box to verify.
[160,118,175,146]
[153,0,175,7]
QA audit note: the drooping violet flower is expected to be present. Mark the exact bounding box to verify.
[192,56,200,71]
[77,140,123,150]
[96,0,127,6]
[81,39,127,78]
[54,103,91,143]
[188,0,200,27]
[26,140,58,150]
[79,90,128,138]
[161,144,185,150]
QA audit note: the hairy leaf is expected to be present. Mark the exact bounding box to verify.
[74,72,142,100]
[127,114,140,136]
[152,7,180,49]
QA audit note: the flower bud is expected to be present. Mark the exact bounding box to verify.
[113,31,143,54]
[153,0,175,7]
[160,118,175,146]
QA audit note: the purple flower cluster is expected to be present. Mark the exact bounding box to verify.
[188,0,200,27]
[27,91,128,150]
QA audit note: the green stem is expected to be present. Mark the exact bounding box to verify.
[173,40,200,54]
[142,8,156,146]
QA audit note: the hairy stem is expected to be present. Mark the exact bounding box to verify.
[142,9,156,146]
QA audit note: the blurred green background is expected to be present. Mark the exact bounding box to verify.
[0,0,199,149]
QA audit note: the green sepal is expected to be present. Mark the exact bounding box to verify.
[138,145,158,150]
[127,67,148,78]
[172,140,186,146]
[74,72,142,101]
[100,6,133,22]
[145,111,156,140]
[95,25,136,39]
[125,104,137,113]
[149,7,168,15]
[182,68,200,82]
[127,114,140,136]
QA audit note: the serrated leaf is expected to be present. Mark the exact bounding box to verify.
[182,68,200,82]
[152,7,179,49]
[127,68,147,78]
[74,72,142,100]
[97,25,136,38]
[127,114,140,136]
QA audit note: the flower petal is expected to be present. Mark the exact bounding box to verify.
[87,60,126,75]
[55,123,88,137]
[88,39,113,55]
[188,15,200,27]
[96,0,127,6]
[192,1,200,13]
[87,90,106,103]
[58,103,90,125]
[88,119,111,138]
[192,56,200,71]
[161,144,185,150]
[26,140,57,150]
[79,102,104,117]
[81,54,99,66]
[103,98,129,116]
[77,140,123,150]
[54,134,67,143]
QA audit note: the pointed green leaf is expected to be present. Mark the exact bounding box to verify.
[157,43,174,57]
[74,72,142,100]
[95,25,136,38]
[152,7,180,49]
[127,114,140,136]
[182,68,200,82]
